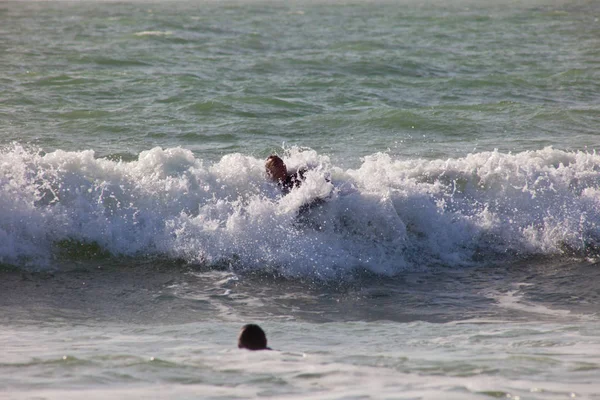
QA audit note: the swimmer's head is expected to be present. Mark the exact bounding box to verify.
[238,324,268,350]
[265,155,287,183]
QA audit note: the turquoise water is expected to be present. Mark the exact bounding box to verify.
[2,1,600,399]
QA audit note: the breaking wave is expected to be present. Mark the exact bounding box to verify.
[2,144,600,277]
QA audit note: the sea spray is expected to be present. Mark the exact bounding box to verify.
[2,144,600,275]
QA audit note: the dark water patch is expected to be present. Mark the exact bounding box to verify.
[52,109,112,120]
[341,60,446,79]
[186,100,233,115]
[294,77,344,89]
[0,263,21,273]
[200,95,324,119]
[155,94,186,104]
[354,107,461,133]
[144,131,169,139]
[328,40,389,52]
[238,95,321,111]
[571,362,599,372]
[55,239,111,261]
[96,124,141,135]
[85,56,151,68]
[528,109,600,134]
[179,132,238,142]
[507,259,600,314]
[0,259,191,325]
[132,32,195,46]
[174,72,217,88]
[433,100,526,113]
[479,390,510,398]
[446,75,535,91]
[27,75,104,87]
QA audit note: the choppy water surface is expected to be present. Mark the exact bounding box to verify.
[2,0,600,398]
[2,0,599,162]
[2,261,600,399]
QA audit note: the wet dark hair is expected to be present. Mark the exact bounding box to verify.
[265,155,287,177]
[238,324,268,350]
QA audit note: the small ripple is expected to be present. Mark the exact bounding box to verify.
[179,132,237,142]
[53,110,112,119]
[26,74,104,87]
[84,56,151,67]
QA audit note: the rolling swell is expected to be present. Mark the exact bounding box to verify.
[2,144,600,277]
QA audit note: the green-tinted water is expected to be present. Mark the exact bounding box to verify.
[2,0,599,164]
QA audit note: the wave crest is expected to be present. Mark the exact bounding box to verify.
[2,144,600,276]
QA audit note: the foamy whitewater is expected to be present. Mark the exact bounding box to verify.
[3,144,600,275]
[2,0,600,399]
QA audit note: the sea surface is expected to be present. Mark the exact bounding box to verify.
[1,0,600,398]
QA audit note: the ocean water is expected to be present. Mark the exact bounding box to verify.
[2,0,600,398]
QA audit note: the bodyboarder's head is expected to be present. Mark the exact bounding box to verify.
[265,155,288,183]
[238,324,269,350]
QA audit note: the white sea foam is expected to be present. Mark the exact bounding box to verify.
[2,144,600,275]
[485,284,574,319]
[134,31,173,36]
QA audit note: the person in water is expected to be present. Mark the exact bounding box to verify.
[238,324,271,351]
[265,154,332,221]
[265,155,306,193]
